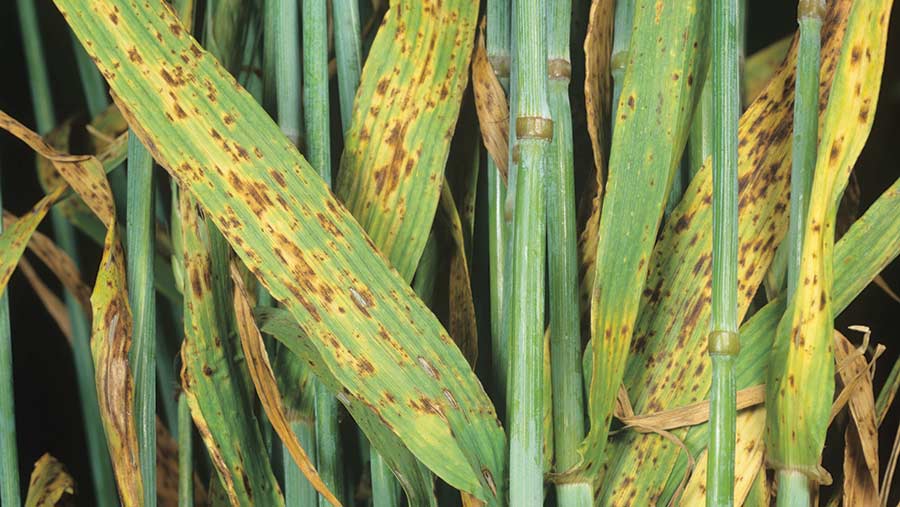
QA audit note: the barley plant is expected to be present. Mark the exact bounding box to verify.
[2,0,900,506]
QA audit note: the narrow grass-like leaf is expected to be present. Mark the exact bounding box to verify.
[0,163,18,507]
[332,0,363,132]
[682,407,765,506]
[230,264,340,506]
[2,213,91,313]
[58,2,505,501]
[335,0,478,281]
[595,2,856,502]
[24,454,76,507]
[127,133,158,507]
[576,0,614,325]
[582,0,614,192]
[0,112,149,507]
[743,36,792,105]
[178,193,282,507]
[766,0,892,490]
[835,331,879,505]
[256,308,438,507]
[579,0,709,477]
[438,184,478,365]
[90,194,144,507]
[178,395,194,507]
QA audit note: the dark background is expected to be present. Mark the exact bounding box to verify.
[0,1,898,504]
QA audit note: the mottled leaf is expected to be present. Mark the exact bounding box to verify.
[580,0,709,477]
[437,183,477,366]
[24,454,76,507]
[55,1,505,501]
[335,0,478,282]
[765,0,892,479]
[178,193,282,507]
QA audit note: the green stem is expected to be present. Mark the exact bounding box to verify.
[284,420,318,507]
[71,33,108,118]
[370,451,400,507]
[314,380,344,507]
[486,0,510,411]
[303,0,332,185]
[127,132,157,507]
[545,1,588,506]
[16,2,118,505]
[773,3,822,504]
[332,0,363,132]
[707,0,740,505]
[775,470,810,507]
[0,164,20,507]
[269,0,302,148]
[302,2,344,505]
[178,394,194,507]
[785,4,823,303]
[16,0,54,132]
[509,0,550,504]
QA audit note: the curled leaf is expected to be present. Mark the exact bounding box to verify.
[24,454,76,507]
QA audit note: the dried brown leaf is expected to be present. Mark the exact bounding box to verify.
[834,330,880,502]
[438,183,478,366]
[471,20,509,182]
[230,263,341,507]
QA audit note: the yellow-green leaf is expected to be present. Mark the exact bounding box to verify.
[335,0,477,282]
[24,454,76,507]
[55,1,505,501]
[765,0,893,478]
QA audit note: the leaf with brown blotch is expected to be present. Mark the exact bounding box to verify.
[765,0,893,479]
[58,1,505,501]
[90,226,144,507]
[576,0,615,324]
[0,112,144,506]
[679,406,766,507]
[472,20,509,183]
[178,192,283,507]
[742,36,792,106]
[24,454,76,507]
[336,0,478,282]
[834,330,879,504]
[582,0,614,191]
[0,189,65,296]
[230,263,341,507]
[438,183,478,367]
[0,111,115,228]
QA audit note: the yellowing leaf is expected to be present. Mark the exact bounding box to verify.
[24,454,76,507]
[336,0,478,282]
[56,1,505,501]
